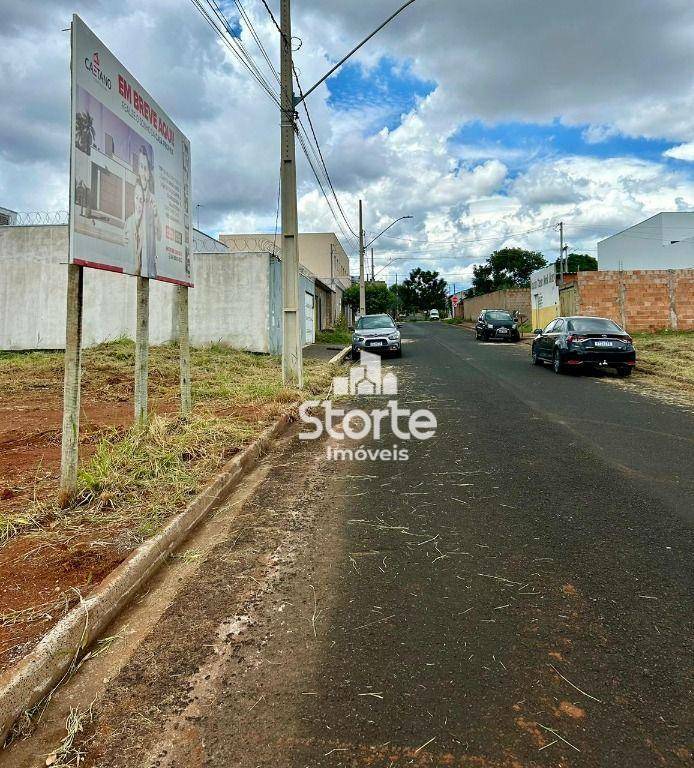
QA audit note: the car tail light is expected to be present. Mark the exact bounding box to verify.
[567,334,587,344]
[624,335,633,344]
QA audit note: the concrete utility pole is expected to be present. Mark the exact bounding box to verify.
[371,248,375,282]
[359,199,366,316]
[394,272,398,318]
[280,0,303,386]
[558,221,564,286]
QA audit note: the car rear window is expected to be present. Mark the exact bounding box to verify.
[485,311,513,321]
[567,318,624,333]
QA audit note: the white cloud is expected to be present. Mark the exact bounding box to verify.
[664,142,694,162]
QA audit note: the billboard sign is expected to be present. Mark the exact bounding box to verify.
[69,15,193,286]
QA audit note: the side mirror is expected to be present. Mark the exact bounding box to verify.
[533,329,543,335]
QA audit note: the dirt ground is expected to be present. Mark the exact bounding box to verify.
[0,343,332,676]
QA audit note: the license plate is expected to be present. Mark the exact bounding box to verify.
[594,340,613,347]
[498,328,509,334]
[368,340,385,346]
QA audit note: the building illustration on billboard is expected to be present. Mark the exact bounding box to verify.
[70,16,192,286]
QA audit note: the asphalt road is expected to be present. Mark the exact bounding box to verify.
[69,321,693,768]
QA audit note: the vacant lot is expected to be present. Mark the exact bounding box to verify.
[0,341,333,674]
[629,331,694,400]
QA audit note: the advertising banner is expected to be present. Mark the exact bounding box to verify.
[69,15,193,286]
[530,264,559,330]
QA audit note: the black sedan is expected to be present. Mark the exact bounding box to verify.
[475,310,521,342]
[532,316,636,376]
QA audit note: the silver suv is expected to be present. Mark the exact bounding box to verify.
[352,314,402,358]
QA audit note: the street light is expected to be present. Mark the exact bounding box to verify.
[359,211,413,315]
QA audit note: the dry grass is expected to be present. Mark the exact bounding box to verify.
[633,331,694,393]
[0,341,334,546]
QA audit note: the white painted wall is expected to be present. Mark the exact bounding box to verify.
[598,212,694,270]
[189,252,270,352]
[0,226,274,353]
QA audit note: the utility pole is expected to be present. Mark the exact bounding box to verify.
[359,199,365,316]
[280,0,302,386]
[371,247,375,282]
[394,272,398,318]
[558,221,564,286]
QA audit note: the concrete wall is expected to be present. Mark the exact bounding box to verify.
[598,212,694,270]
[574,269,694,332]
[220,231,350,325]
[462,288,531,322]
[0,225,282,353]
[0,225,176,349]
[189,252,271,352]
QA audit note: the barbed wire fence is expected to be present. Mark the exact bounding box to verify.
[6,211,70,226]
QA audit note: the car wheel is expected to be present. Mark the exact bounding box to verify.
[352,346,360,360]
[617,365,633,377]
[394,348,402,358]
[553,349,565,374]
[532,348,543,366]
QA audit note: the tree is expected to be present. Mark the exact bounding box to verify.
[75,111,95,155]
[467,248,548,297]
[488,248,547,287]
[562,252,598,273]
[469,264,496,297]
[343,282,393,315]
[401,268,448,312]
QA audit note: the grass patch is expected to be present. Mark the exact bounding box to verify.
[315,327,352,345]
[0,341,334,545]
[632,330,694,390]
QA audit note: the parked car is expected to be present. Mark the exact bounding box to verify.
[429,309,440,320]
[531,316,636,375]
[352,314,402,358]
[475,310,521,342]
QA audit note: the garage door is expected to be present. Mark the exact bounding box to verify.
[304,291,315,345]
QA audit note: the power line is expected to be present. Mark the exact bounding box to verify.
[228,0,280,84]
[190,0,281,107]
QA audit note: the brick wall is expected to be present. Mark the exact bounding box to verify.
[575,269,694,332]
[462,288,531,321]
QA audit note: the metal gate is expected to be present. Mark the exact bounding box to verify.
[559,284,578,316]
[304,291,315,344]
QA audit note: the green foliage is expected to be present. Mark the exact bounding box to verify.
[343,282,394,314]
[399,268,448,313]
[317,314,352,344]
[561,253,598,273]
[468,248,547,297]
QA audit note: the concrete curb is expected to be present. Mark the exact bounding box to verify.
[329,345,351,364]
[0,411,295,744]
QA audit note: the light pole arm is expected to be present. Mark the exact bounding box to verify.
[295,0,417,106]
[365,216,413,250]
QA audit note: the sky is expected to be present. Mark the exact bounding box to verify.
[1,0,694,288]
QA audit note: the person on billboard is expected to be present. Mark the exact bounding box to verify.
[136,145,161,279]
[123,179,145,275]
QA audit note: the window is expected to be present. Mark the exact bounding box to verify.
[543,320,557,333]
[567,318,624,334]
[554,319,565,332]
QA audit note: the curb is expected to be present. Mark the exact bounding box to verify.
[0,411,295,744]
[329,345,351,364]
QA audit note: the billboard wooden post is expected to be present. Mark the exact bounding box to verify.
[135,276,149,422]
[177,285,191,416]
[60,264,84,500]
